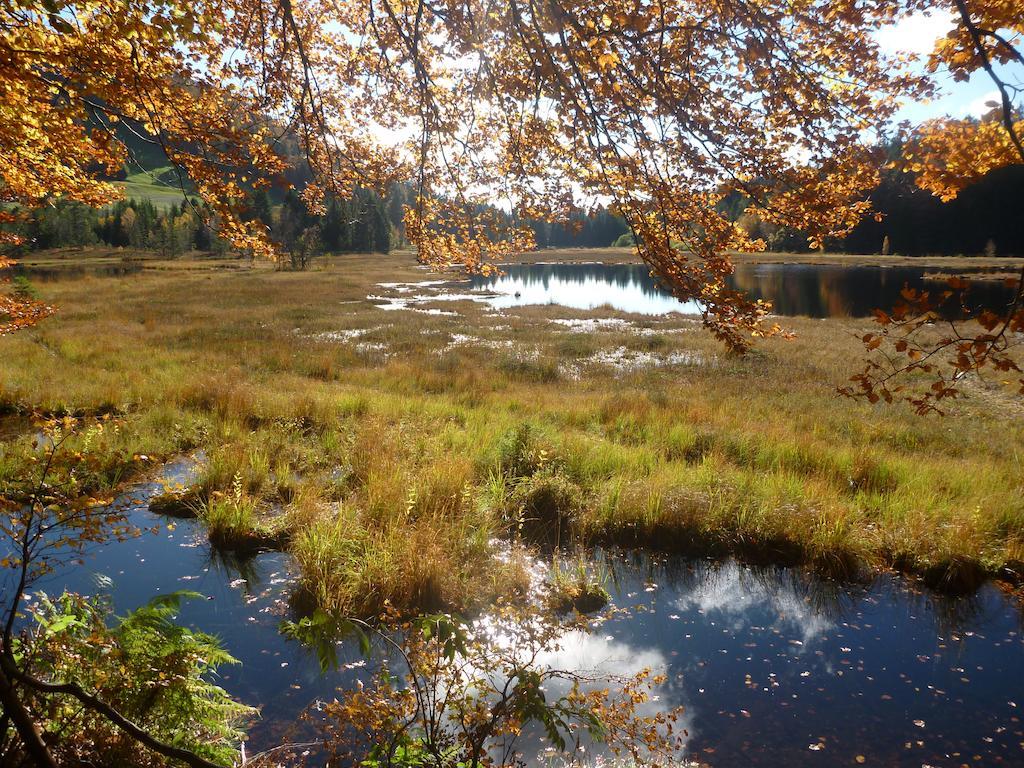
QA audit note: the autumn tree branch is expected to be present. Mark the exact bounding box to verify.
[953,0,1024,161]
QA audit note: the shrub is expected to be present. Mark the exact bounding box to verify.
[11,275,39,299]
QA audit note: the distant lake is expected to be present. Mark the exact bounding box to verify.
[466,262,1018,318]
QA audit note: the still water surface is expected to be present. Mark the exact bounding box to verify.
[2,263,144,281]
[5,259,1016,319]
[467,263,1018,318]
[38,461,1024,765]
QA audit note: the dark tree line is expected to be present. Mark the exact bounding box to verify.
[14,162,1022,260]
[10,185,408,265]
[525,207,630,249]
[842,164,1024,257]
[520,162,1024,255]
[257,186,397,268]
[19,198,222,257]
[728,162,1024,257]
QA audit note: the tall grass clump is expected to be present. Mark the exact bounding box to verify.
[199,472,284,550]
[506,470,586,543]
[483,423,587,543]
[291,499,526,616]
[497,356,561,384]
[494,422,551,480]
[548,552,610,614]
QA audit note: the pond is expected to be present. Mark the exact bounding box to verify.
[37,461,1024,765]
[1,263,144,281]
[465,262,1018,318]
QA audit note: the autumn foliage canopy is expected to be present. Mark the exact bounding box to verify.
[0,0,1021,399]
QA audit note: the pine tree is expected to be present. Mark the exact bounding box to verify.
[250,188,274,233]
[371,195,391,254]
[320,197,348,252]
[386,184,407,246]
[349,189,372,252]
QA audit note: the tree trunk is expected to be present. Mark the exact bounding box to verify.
[0,662,57,768]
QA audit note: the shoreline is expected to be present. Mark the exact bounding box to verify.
[8,246,1024,272]
[500,246,1024,269]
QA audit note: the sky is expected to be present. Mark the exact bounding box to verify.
[875,10,1021,124]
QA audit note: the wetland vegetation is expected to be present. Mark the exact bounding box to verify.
[3,249,1023,612]
[4,248,1023,766]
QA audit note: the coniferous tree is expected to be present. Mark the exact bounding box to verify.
[249,188,274,233]
[320,197,349,252]
[386,184,408,246]
[371,196,391,254]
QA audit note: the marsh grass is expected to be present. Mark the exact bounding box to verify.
[148,486,203,518]
[548,552,611,614]
[2,251,1023,610]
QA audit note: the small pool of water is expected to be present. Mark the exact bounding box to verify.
[2,263,143,282]
[28,463,1024,764]
[0,414,34,440]
[30,459,351,748]
[593,551,1023,766]
[465,263,1018,318]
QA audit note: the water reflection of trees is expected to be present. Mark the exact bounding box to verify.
[471,263,1017,319]
[474,263,664,295]
[725,265,1015,318]
[896,581,1007,641]
[4,264,143,282]
[204,546,266,593]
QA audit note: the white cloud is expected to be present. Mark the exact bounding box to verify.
[534,632,696,761]
[673,562,833,647]
[962,90,1003,117]
[875,11,954,56]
